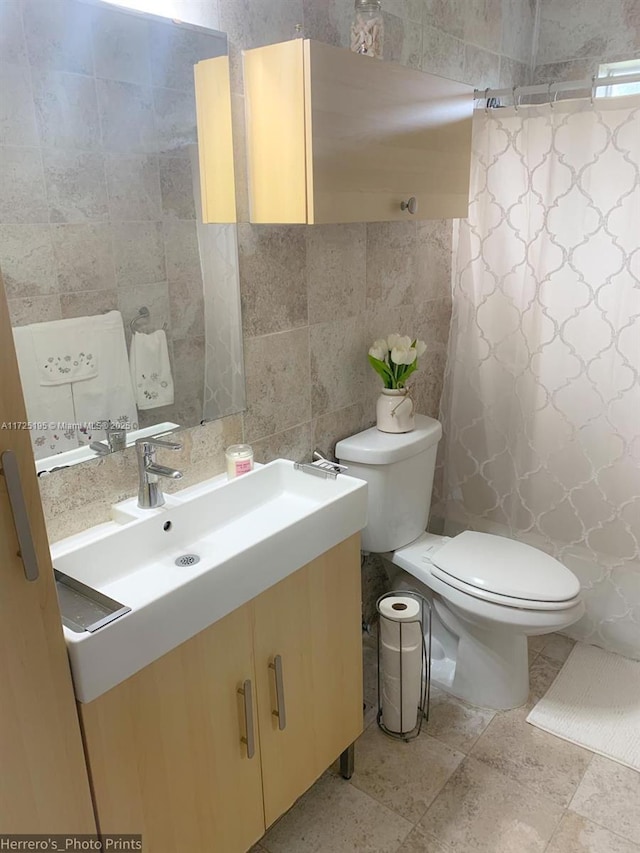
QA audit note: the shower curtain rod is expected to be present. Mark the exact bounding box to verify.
[474,71,640,104]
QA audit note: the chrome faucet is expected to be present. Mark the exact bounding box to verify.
[136,436,183,509]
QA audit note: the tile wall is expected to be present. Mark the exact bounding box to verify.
[222,0,536,619]
[223,0,536,466]
[0,0,226,429]
[534,0,640,83]
[5,1,537,569]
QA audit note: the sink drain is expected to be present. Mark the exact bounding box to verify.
[175,554,200,567]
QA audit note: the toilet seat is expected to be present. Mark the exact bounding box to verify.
[396,530,581,612]
[430,531,581,601]
[429,566,582,611]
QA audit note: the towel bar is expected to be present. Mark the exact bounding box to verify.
[130,306,168,335]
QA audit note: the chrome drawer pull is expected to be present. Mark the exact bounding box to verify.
[238,679,256,758]
[269,654,287,731]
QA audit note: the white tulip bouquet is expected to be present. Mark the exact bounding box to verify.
[368,334,427,389]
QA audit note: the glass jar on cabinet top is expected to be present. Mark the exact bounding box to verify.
[351,0,384,59]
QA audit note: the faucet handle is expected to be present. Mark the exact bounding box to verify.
[136,434,183,451]
[106,423,127,452]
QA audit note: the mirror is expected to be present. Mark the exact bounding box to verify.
[0,0,245,473]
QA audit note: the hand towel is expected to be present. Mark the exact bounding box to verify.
[72,311,138,443]
[129,330,174,410]
[12,326,79,459]
[30,316,99,386]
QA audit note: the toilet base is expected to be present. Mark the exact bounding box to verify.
[388,529,584,711]
[396,573,530,710]
[430,626,529,710]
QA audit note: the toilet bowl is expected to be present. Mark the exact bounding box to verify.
[390,531,583,709]
[335,415,585,710]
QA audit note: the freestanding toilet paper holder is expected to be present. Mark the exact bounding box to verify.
[376,590,432,742]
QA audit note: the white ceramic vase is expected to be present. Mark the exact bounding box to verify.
[376,388,415,433]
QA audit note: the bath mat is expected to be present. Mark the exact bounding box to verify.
[527,643,640,772]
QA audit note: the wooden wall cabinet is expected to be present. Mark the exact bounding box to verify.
[79,535,362,853]
[242,39,474,224]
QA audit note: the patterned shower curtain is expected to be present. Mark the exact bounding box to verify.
[438,96,640,659]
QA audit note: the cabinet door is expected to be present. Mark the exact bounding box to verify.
[305,40,473,224]
[0,274,96,833]
[242,39,473,225]
[243,38,308,224]
[253,534,363,826]
[79,603,265,853]
[194,55,237,224]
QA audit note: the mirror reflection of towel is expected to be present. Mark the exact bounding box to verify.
[72,312,137,436]
[12,311,137,458]
[12,325,78,457]
[30,316,99,386]
[129,330,174,410]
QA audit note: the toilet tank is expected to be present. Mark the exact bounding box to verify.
[335,415,442,553]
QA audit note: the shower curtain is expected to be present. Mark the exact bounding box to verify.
[439,96,640,659]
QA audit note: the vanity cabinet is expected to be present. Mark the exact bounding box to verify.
[79,534,362,852]
[241,39,473,224]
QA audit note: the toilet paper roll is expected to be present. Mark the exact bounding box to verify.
[378,596,423,734]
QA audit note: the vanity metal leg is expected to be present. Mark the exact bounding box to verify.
[339,743,355,780]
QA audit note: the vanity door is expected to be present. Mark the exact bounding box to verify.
[0,275,96,833]
[252,534,363,827]
[79,602,265,853]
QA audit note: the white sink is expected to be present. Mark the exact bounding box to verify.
[51,459,368,703]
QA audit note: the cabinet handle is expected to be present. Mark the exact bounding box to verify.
[400,196,418,214]
[238,679,256,758]
[1,450,39,582]
[269,654,287,731]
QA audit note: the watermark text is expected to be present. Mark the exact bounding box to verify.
[0,421,134,432]
[0,836,142,851]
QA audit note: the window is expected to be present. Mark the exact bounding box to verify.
[597,59,640,98]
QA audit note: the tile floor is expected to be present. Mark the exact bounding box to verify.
[252,631,640,853]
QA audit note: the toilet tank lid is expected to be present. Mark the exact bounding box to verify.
[335,415,442,465]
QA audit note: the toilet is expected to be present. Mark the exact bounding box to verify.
[336,415,585,710]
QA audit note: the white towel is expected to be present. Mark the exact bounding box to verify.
[72,311,138,443]
[13,312,138,456]
[29,316,99,386]
[12,326,79,459]
[129,330,174,410]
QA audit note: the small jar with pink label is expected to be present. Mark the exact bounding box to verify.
[225,444,254,479]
